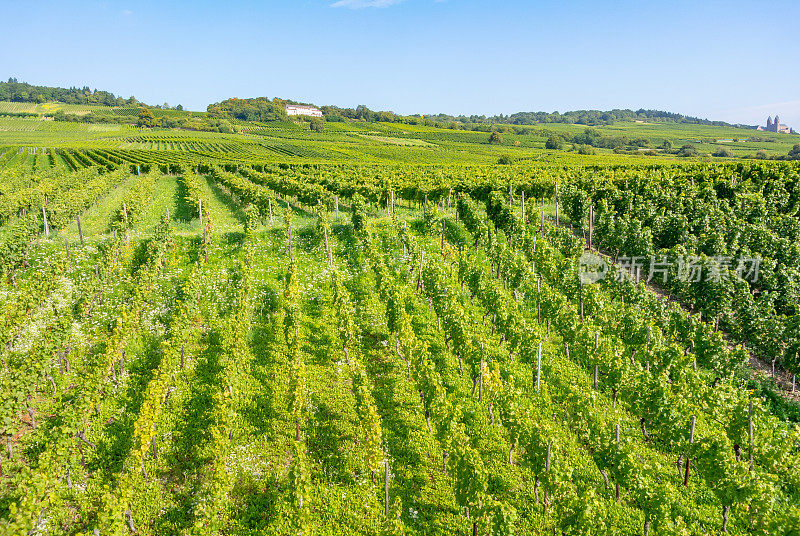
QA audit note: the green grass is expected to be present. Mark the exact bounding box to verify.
[61,174,145,237]
[137,174,180,231]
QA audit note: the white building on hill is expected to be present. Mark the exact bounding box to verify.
[285,104,323,118]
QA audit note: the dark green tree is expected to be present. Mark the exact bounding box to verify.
[545,135,563,150]
[137,108,156,128]
[309,117,325,132]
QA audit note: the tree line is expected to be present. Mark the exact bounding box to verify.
[0,78,139,107]
[318,103,749,129]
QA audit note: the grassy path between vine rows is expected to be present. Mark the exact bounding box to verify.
[62,173,141,237]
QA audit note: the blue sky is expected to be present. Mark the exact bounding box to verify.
[2,0,798,127]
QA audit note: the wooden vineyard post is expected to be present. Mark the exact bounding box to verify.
[391,190,395,214]
[541,200,545,232]
[793,374,796,393]
[537,276,541,324]
[441,219,446,250]
[594,365,599,390]
[555,182,559,225]
[588,205,594,250]
[615,424,621,502]
[748,401,754,472]
[125,509,136,533]
[335,196,339,217]
[203,224,208,262]
[684,415,696,486]
[522,190,526,223]
[384,459,390,518]
[42,206,50,237]
[76,215,84,245]
[543,442,552,514]
[198,198,203,227]
[416,251,425,291]
[545,443,551,474]
[478,348,484,402]
[536,341,542,392]
[287,212,294,262]
[324,226,333,268]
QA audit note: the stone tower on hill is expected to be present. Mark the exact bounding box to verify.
[759,115,791,134]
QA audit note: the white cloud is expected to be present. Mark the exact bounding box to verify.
[330,0,404,9]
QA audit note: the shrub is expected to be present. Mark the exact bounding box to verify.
[309,118,325,132]
[545,135,563,150]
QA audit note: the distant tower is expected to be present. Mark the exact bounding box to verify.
[767,116,773,131]
[774,115,781,132]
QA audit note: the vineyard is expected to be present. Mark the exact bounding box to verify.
[1,106,799,173]
[0,151,799,536]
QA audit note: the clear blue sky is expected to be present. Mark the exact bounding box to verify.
[2,0,798,127]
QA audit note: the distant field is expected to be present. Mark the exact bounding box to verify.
[0,101,109,115]
[0,101,798,171]
[0,101,206,119]
[358,134,434,146]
